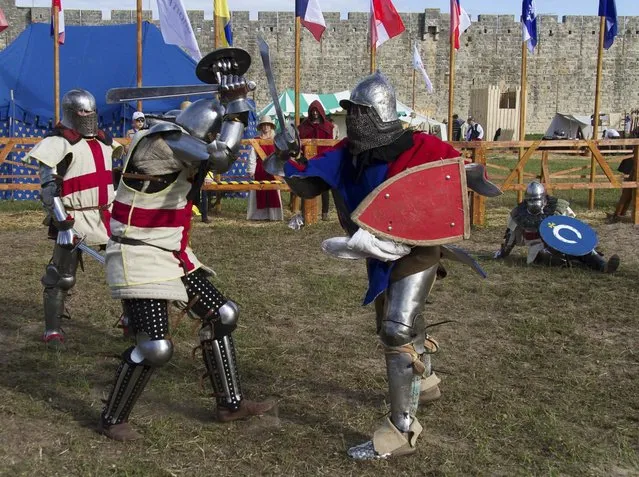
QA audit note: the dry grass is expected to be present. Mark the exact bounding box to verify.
[0,197,637,477]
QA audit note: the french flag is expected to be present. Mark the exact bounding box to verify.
[50,0,65,45]
[296,0,326,42]
[451,0,471,50]
[371,0,405,48]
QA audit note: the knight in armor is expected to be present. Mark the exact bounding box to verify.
[494,180,620,272]
[264,72,501,459]
[99,52,275,441]
[27,89,124,346]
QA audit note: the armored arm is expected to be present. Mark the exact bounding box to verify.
[38,163,75,247]
[495,216,519,259]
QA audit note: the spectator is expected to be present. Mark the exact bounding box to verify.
[603,128,620,139]
[246,115,283,221]
[126,111,146,140]
[452,113,464,141]
[466,116,484,141]
[298,101,335,221]
[624,114,632,138]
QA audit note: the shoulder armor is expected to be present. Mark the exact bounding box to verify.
[148,121,183,136]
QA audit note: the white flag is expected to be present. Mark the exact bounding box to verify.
[157,0,202,61]
[412,44,433,93]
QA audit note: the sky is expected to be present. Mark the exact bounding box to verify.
[16,0,639,20]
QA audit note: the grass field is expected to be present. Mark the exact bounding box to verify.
[0,196,637,477]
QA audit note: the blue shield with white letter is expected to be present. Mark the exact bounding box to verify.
[539,216,598,256]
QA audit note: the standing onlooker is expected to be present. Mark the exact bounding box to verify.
[466,116,484,141]
[298,100,335,221]
[126,111,146,140]
[246,115,283,221]
[452,113,464,141]
[623,114,632,138]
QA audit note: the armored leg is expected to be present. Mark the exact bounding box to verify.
[41,243,79,343]
[576,250,620,273]
[184,269,274,421]
[99,299,173,441]
[349,265,438,460]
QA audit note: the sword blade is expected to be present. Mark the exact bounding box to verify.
[77,242,105,265]
[257,36,287,131]
[106,85,220,104]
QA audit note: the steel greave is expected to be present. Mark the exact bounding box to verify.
[102,349,154,425]
[201,334,243,411]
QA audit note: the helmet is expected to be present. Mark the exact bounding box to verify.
[340,71,399,125]
[524,181,547,215]
[61,89,98,137]
[175,99,224,141]
[339,72,403,154]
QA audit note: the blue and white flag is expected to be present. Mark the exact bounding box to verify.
[598,0,618,50]
[521,0,537,53]
[412,43,433,93]
[157,0,202,60]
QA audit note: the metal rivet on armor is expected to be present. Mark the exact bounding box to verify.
[384,193,390,199]
[450,222,455,227]
[445,175,451,180]
[388,226,393,231]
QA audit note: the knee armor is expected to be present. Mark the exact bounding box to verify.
[131,335,174,366]
[41,263,76,290]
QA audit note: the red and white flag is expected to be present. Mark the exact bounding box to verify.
[0,8,9,33]
[451,0,471,50]
[370,0,405,48]
[51,0,65,44]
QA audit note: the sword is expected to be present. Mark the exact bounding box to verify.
[106,83,256,104]
[72,235,105,265]
[257,36,300,158]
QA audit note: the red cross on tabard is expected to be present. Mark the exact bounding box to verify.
[60,139,113,235]
[60,139,112,205]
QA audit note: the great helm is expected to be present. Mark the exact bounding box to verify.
[61,89,98,137]
[175,99,224,141]
[524,181,547,215]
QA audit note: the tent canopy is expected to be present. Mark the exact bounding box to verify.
[258,89,447,140]
[258,89,351,119]
[0,22,202,126]
[544,113,593,140]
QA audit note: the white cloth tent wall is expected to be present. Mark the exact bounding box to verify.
[544,113,593,140]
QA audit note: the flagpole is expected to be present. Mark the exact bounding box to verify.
[136,0,143,112]
[213,0,219,49]
[518,41,528,202]
[53,3,60,124]
[295,17,301,126]
[589,15,606,209]
[370,41,376,73]
[447,19,455,140]
[412,69,416,110]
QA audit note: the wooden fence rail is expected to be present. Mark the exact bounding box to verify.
[1,137,638,225]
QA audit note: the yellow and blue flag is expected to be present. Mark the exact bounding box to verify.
[214,0,233,47]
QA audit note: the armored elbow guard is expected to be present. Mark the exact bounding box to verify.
[207,120,244,173]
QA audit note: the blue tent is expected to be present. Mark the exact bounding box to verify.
[0,22,257,200]
[0,22,203,130]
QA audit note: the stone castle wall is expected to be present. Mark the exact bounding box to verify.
[2,0,638,133]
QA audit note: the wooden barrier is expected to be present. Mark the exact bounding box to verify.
[2,137,638,225]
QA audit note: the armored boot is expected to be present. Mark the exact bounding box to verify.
[577,251,620,273]
[200,326,275,422]
[41,244,79,345]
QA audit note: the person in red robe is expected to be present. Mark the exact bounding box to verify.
[297,100,336,220]
[246,115,283,220]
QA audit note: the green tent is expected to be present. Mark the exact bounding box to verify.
[258,89,350,119]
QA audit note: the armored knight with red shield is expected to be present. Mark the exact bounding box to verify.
[27,89,124,346]
[265,72,501,459]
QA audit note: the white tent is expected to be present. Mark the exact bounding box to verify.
[544,113,592,140]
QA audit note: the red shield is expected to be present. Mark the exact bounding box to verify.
[351,159,470,246]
